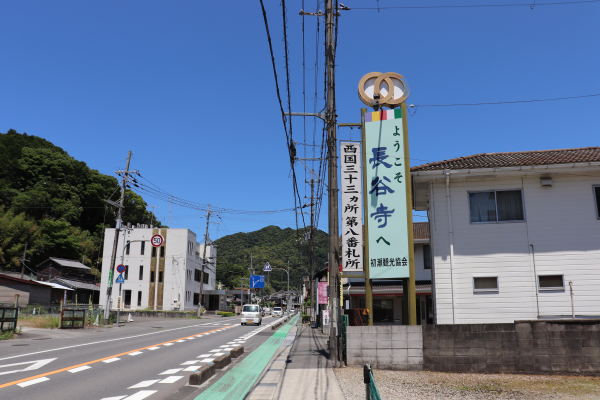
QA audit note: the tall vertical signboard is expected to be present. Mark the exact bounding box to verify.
[340,141,363,272]
[364,109,410,279]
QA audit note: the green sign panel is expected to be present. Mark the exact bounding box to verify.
[364,108,409,279]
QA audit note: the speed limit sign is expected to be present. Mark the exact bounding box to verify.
[151,234,164,247]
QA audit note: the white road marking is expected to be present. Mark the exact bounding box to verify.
[100,396,126,400]
[219,345,229,348]
[175,340,185,343]
[209,349,222,353]
[17,377,50,387]
[160,368,183,375]
[128,380,160,389]
[197,354,211,358]
[199,358,215,363]
[0,358,57,376]
[222,348,233,351]
[180,361,198,365]
[211,352,225,356]
[148,347,160,350]
[182,365,200,372]
[124,390,157,400]
[68,365,91,373]
[227,342,237,344]
[163,343,174,346]
[159,376,184,383]
[128,351,143,356]
[103,358,121,363]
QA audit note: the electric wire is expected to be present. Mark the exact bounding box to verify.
[413,93,600,107]
[351,0,600,9]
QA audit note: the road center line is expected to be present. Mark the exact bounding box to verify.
[0,324,236,390]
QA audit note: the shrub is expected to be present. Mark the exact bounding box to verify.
[218,311,235,317]
[302,313,310,323]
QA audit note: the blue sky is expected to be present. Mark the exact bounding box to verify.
[1,0,599,241]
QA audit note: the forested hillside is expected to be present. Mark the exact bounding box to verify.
[214,225,328,293]
[0,129,162,275]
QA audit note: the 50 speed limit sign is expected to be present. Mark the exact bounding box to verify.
[151,234,164,247]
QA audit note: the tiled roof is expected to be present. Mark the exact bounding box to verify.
[411,147,600,172]
[48,258,90,270]
[52,278,100,291]
[0,273,48,286]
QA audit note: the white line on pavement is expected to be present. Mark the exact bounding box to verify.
[198,358,215,363]
[182,365,200,372]
[100,396,126,400]
[197,354,211,358]
[17,377,50,387]
[180,361,198,365]
[163,343,174,346]
[147,347,160,350]
[124,390,157,400]
[159,376,183,384]
[128,380,160,389]
[68,365,92,373]
[159,368,183,375]
[103,358,121,363]
[210,352,224,356]
[128,351,143,356]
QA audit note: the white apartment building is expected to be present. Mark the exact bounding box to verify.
[412,147,600,324]
[99,227,224,312]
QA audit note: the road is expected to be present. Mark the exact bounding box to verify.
[0,315,281,400]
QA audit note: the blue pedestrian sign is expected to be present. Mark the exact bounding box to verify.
[115,273,125,284]
[263,262,272,272]
[250,275,265,288]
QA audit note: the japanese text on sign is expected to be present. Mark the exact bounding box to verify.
[340,141,364,272]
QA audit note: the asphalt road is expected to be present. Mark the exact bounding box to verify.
[0,315,282,400]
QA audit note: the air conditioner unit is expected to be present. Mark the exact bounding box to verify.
[540,177,553,187]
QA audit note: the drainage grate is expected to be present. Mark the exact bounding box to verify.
[12,344,29,346]
[257,383,278,387]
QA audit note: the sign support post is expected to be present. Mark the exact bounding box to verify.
[361,107,374,326]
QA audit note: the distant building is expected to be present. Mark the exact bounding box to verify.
[36,257,99,303]
[99,228,224,311]
[411,147,600,324]
[0,273,51,306]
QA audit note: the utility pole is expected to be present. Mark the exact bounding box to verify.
[325,0,340,364]
[104,151,132,325]
[198,204,211,314]
[20,242,28,280]
[307,179,316,323]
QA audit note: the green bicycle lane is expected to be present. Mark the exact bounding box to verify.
[194,314,299,400]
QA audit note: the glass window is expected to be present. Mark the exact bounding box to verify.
[469,190,524,223]
[594,186,600,219]
[124,290,131,307]
[137,291,142,306]
[473,277,498,292]
[152,247,157,257]
[160,246,165,258]
[195,269,201,282]
[423,245,431,269]
[539,275,564,290]
[140,241,145,255]
[125,242,130,255]
[124,265,129,280]
[139,265,143,280]
[243,305,259,312]
[203,273,209,284]
[150,271,155,283]
[158,271,163,283]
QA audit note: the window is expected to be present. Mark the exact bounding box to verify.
[152,247,157,257]
[594,186,600,219]
[137,291,142,306]
[158,271,163,283]
[124,265,129,280]
[193,293,199,305]
[139,265,143,280]
[473,277,498,292]
[243,305,259,312]
[469,190,524,223]
[160,246,165,258]
[150,271,155,283]
[140,241,145,255]
[423,245,431,270]
[124,290,131,308]
[125,241,130,255]
[539,275,564,290]
[203,273,209,285]
[195,269,201,282]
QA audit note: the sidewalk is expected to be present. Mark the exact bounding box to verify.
[246,319,345,400]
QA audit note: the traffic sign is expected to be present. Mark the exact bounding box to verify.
[250,275,265,288]
[263,262,272,272]
[115,274,125,284]
[117,264,125,273]
[151,234,164,247]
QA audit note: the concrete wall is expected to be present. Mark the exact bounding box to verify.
[423,320,600,374]
[346,326,423,370]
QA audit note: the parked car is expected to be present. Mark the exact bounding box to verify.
[263,307,271,315]
[290,308,296,313]
[241,304,262,325]
[272,307,283,317]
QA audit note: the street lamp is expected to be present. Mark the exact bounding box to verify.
[275,261,290,312]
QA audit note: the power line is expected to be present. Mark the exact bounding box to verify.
[413,93,600,107]
[351,0,600,10]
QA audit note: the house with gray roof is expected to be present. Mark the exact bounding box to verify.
[411,147,600,324]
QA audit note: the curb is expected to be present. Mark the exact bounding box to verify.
[189,345,245,385]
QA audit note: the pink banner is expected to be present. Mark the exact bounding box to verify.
[318,282,328,304]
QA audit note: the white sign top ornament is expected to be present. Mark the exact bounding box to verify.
[358,72,410,108]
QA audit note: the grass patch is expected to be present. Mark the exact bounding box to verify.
[218,311,235,317]
[0,330,15,340]
[18,315,60,329]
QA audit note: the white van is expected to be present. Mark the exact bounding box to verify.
[241,304,262,325]
[272,307,283,317]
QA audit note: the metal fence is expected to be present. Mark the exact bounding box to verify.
[364,363,381,400]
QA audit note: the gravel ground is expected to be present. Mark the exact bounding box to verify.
[333,367,600,399]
